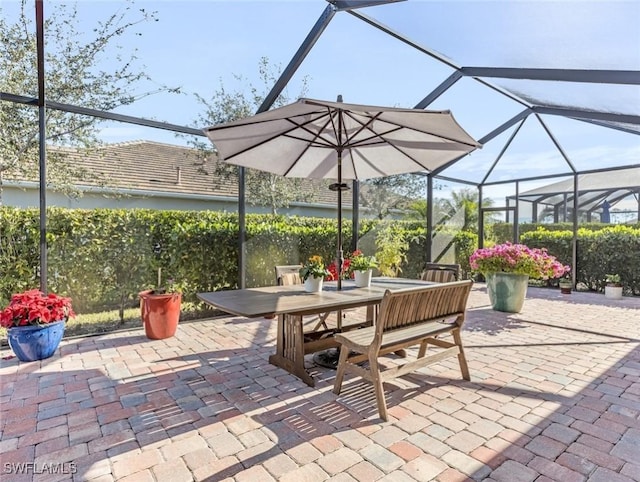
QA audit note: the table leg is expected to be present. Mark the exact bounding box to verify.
[366,305,375,323]
[268,313,315,387]
[274,313,284,358]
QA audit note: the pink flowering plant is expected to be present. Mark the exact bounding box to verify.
[469,243,569,280]
[0,290,75,328]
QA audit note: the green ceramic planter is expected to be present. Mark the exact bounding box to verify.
[486,272,529,313]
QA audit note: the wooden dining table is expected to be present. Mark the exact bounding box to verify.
[197,278,432,386]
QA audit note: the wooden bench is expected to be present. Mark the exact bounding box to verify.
[333,280,473,421]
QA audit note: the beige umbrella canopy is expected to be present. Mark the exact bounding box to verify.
[204,97,480,180]
[204,97,481,287]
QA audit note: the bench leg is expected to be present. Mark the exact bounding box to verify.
[418,334,443,358]
[332,346,350,395]
[369,353,388,422]
[417,340,428,358]
[452,328,470,381]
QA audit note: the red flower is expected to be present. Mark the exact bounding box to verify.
[324,256,354,281]
[0,290,75,329]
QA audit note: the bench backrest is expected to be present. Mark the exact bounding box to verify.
[375,280,473,341]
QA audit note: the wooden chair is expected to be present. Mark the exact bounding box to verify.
[420,262,461,283]
[274,265,329,331]
[333,280,473,421]
[275,265,303,286]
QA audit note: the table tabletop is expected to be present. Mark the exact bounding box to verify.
[197,277,432,318]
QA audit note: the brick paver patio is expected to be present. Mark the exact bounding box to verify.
[1,284,639,481]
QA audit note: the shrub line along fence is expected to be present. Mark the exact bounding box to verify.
[1,208,638,316]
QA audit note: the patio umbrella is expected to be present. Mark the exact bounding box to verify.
[204,97,481,288]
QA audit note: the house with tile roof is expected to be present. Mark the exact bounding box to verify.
[2,141,354,218]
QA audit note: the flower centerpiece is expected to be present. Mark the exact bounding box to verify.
[469,243,569,313]
[349,250,378,272]
[1,290,75,362]
[349,250,378,287]
[299,255,330,292]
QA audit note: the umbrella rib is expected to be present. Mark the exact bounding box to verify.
[342,110,479,149]
[338,110,479,175]
[213,110,336,161]
[204,109,326,132]
[288,112,339,149]
[282,114,338,177]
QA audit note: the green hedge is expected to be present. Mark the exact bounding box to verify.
[491,222,640,244]
[3,207,635,315]
[521,225,640,295]
[2,208,480,313]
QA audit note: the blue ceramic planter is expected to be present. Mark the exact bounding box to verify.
[7,320,65,362]
[486,272,529,313]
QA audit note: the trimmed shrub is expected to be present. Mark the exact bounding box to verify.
[3,207,636,315]
[522,225,639,295]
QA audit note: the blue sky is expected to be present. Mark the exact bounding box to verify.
[4,0,639,208]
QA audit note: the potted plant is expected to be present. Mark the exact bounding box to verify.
[299,255,330,292]
[559,277,573,294]
[348,250,378,287]
[139,270,182,340]
[375,225,408,277]
[604,273,623,300]
[0,290,75,362]
[470,243,569,313]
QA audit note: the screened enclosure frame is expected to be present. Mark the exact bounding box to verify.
[1,0,638,290]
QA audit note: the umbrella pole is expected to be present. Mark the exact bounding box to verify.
[312,147,344,370]
[337,151,344,291]
[336,97,345,291]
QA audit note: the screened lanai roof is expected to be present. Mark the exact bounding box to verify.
[3,0,638,188]
[508,167,640,214]
[348,0,640,186]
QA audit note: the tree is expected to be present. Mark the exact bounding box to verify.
[437,187,495,233]
[360,174,427,220]
[403,198,449,224]
[187,57,320,215]
[0,0,178,204]
[404,199,428,220]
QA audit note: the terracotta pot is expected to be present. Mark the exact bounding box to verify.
[139,290,181,339]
